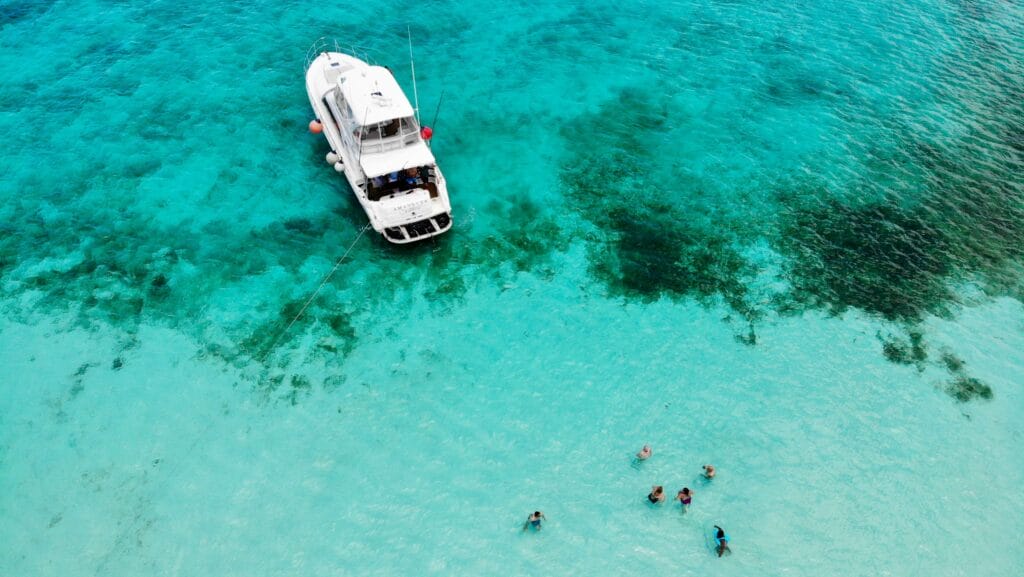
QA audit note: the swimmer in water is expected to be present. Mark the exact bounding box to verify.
[703,464,716,479]
[676,487,693,511]
[647,485,666,504]
[714,525,730,557]
[636,444,652,460]
[523,511,546,531]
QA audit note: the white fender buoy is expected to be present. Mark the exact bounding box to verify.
[333,162,345,173]
[326,152,340,165]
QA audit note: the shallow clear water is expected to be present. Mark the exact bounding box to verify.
[1,1,1023,575]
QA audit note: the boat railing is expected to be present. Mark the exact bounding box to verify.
[304,37,382,71]
[359,130,420,154]
[305,37,338,71]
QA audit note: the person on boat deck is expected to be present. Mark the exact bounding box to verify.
[403,166,422,186]
[648,485,666,504]
[523,511,546,531]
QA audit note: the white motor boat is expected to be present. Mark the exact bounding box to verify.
[305,42,452,244]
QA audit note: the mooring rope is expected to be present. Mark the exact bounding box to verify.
[260,222,372,360]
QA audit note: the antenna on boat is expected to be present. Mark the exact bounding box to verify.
[421,90,445,149]
[408,25,420,124]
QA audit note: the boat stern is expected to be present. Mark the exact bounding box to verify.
[369,187,452,244]
[382,211,452,243]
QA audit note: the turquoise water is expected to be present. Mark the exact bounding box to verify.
[1,0,1023,575]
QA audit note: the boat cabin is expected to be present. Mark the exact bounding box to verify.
[325,65,422,153]
[318,63,439,201]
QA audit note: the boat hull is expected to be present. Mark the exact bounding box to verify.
[305,51,452,244]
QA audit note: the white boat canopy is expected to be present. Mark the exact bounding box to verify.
[359,140,436,178]
[339,66,416,126]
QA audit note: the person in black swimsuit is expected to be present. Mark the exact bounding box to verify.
[648,485,666,504]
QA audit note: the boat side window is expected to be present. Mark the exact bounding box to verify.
[381,119,400,137]
[360,123,383,141]
[401,117,419,140]
[399,117,418,134]
[335,92,355,123]
[357,119,400,142]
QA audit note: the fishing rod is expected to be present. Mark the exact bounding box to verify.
[430,89,445,133]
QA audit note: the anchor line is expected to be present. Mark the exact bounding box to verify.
[260,222,372,360]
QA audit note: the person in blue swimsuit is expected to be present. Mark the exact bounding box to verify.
[523,511,546,531]
[714,525,730,557]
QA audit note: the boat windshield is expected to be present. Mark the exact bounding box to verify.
[357,116,419,142]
